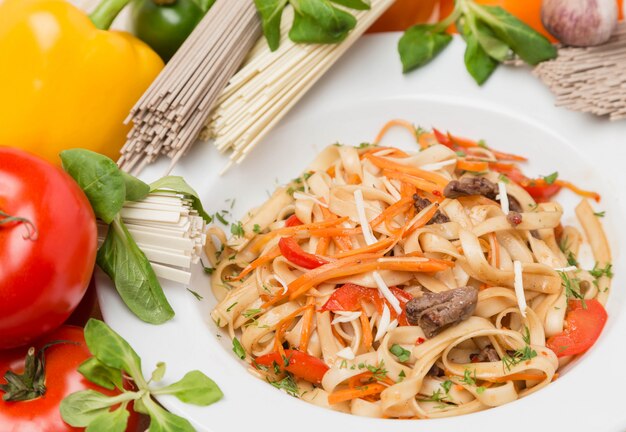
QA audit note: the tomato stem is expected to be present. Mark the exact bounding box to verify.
[0,210,38,240]
[89,0,132,30]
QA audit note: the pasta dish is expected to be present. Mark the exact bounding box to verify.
[207,120,612,419]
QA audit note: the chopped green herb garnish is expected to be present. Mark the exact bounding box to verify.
[476,386,486,394]
[461,369,477,386]
[226,302,238,312]
[186,288,203,301]
[215,212,228,225]
[441,380,452,393]
[498,174,510,184]
[232,337,245,360]
[593,211,606,218]
[559,271,585,305]
[243,308,262,318]
[268,372,300,398]
[543,172,559,185]
[589,262,613,279]
[502,345,537,372]
[566,251,579,267]
[390,344,411,362]
[253,224,261,234]
[230,221,244,237]
[398,370,406,381]
[340,360,348,369]
[200,259,215,274]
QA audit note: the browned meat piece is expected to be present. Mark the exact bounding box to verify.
[507,211,523,227]
[470,345,500,363]
[444,177,523,214]
[413,194,450,224]
[444,177,498,200]
[508,195,523,213]
[405,286,478,338]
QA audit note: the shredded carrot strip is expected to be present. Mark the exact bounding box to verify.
[228,246,281,281]
[489,372,547,383]
[309,227,362,237]
[288,256,453,301]
[299,297,316,352]
[491,232,500,268]
[347,173,361,185]
[402,202,441,237]
[360,146,410,158]
[448,133,527,162]
[374,119,416,145]
[271,217,350,238]
[328,383,387,405]
[554,180,601,202]
[327,165,336,178]
[457,159,488,172]
[336,237,395,258]
[359,307,373,351]
[315,236,331,255]
[370,197,414,228]
[383,170,443,196]
[365,154,449,188]
[319,206,353,251]
[417,132,436,149]
[331,326,346,348]
[273,304,314,354]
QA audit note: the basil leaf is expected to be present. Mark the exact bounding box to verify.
[60,149,125,224]
[83,319,145,386]
[97,217,175,325]
[254,0,288,51]
[150,362,167,383]
[142,395,195,432]
[78,357,123,391]
[470,5,556,65]
[152,371,223,406]
[121,171,150,202]
[330,0,370,10]
[289,0,356,44]
[60,390,118,427]
[464,24,498,85]
[86,406,130,432]
[398,25,452,73]
[150,176,210,223]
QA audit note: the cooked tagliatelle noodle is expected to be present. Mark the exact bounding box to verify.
[207,120,612,419]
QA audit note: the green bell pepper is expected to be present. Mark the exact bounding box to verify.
[130,0,215,62]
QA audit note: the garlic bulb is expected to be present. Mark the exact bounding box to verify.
[542,0,618,47]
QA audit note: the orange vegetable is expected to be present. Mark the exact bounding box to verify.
[456,159,488,172]
[373,119,418,144]
[367,0,439,33]
[328,383,387,405]
[365,154,450,188]
[228,246,281,282]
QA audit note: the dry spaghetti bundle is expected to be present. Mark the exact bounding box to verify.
[119,0,261,174]
[533,22,626,120]
[201,0,395,170]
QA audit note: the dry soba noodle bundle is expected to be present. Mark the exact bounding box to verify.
[207,120,612,419]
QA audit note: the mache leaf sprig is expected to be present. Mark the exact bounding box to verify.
[254,0,371,51]
[398,0,557,85]
[60,319,223,432]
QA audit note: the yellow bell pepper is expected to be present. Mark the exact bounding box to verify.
[0,0,164,163]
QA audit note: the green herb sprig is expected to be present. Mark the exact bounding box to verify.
[398,0,557,85]
[60,319,223,432]
[254,0,370,52]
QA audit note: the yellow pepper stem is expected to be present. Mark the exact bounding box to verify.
[89,0,133,30]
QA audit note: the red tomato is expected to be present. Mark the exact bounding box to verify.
[278,237,329,269]
[546,300,608,358]
[254,350,329,385]
[0,326,139,432]
[0,148,97,349]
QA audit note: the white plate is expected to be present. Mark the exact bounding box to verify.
[97,34,626,432]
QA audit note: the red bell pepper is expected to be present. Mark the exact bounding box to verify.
[320,283,413,325]
[546,299,607,358]
[253,349,329,385]
[284,214,303,227]
[279,237,329,269]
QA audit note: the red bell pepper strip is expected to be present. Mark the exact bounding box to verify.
[278,237,329,269]
[492,164,563,202]
[320,283,413,325]
[253,349,329,385]
[546,299,607,358]
[284,214,303,227]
